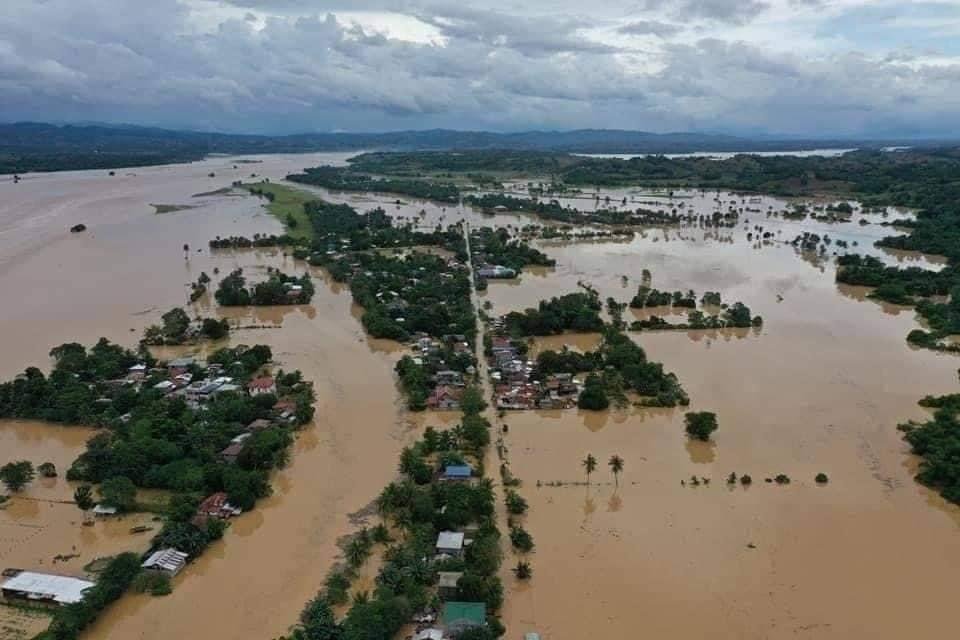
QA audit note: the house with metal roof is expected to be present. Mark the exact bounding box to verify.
[442,601,486,634]
[437,571,463,600]
[141,548,189,577]
[435,531,465,557]
[1,571,94,607]
[442,465,472,481]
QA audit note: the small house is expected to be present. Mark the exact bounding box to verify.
[153,380,177,393]
[442,465,472,481]
[141,548,189,577]
[195,492,242,520]
[436,531,465,558]
[437,571,463,600]
[413,630,443,640]
[245,418,273,433]
[220,433,251,464]
[92,504,118,517]
[166,357,194,370]
[427,386,463,410]
[247,376,276,396]
[442,602,486,634]
[0,571,94,607]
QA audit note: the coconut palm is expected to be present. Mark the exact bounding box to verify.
[608,455,624,487]
[73,485,95,525]
[582,454,597,485]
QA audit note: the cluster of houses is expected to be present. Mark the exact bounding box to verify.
[141,491,245,578]
[488,336,580,410]
[406,333,477,411]
[406,527,488,640]
[124,359,287,416]
[220,412,291,463]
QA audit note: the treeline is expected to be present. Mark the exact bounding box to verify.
[208,234,300,249]
[300,200,466,257]
[287,165,461,203]
[628,287,761,330]
[464,193,683,227]
[502,291,604,336]
[900,394,960,504]
[215,268,314,305]
[280,388,506,640]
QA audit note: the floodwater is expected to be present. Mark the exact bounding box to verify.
[481,218,960,637]
[0,153,420,640]
[2,154,959,640]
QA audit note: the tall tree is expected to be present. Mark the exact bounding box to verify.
[582,453,597,485]
[609,455,624,487]
[74,484,95,525]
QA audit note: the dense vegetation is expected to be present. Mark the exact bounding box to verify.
[464,192,683,226]
[141,307,230,345]
[535,328,688,409]
[470,227,555,272]
[628,286,762,331]
[215,268,314,305]
[502,292,604,336]
[899,394,960,503]
[288,165,461,203]
[0,340,313,509]
[338,251,476,343]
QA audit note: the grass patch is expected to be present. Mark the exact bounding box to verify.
[242,182,316,242]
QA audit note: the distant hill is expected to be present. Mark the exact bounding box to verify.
[0,122,943,174]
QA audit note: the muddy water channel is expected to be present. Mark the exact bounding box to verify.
[0,154,417,640]
[1,156,958,640]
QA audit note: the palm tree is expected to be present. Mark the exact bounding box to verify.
[582,454,597,485]
[609,455,624,487]
[74,485,95,526]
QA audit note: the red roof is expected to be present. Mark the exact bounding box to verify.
[248,376,275,390]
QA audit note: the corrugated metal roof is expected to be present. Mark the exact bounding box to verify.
[1,571,94,605]
[436,531,464,550]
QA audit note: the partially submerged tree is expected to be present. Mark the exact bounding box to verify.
[608,455,624,487]
[74,484,95,525]
[0,460,35,492]
[581,453,597,485]
[684,411,718,441]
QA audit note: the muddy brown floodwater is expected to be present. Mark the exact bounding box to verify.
[481,222,960,638]
[2,157,959,640]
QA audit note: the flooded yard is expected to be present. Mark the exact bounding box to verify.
[2,154,959,639]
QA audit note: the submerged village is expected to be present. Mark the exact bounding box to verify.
[2,148,960,640]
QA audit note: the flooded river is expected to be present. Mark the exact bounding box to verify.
[1,155,959,639]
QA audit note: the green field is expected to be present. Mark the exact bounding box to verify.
[242,181,316,242]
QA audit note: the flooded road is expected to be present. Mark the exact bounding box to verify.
[2,155,959,639]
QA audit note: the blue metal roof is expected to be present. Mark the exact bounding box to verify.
[444,465,472,478]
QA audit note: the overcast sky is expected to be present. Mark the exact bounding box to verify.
[2,0,959,136]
